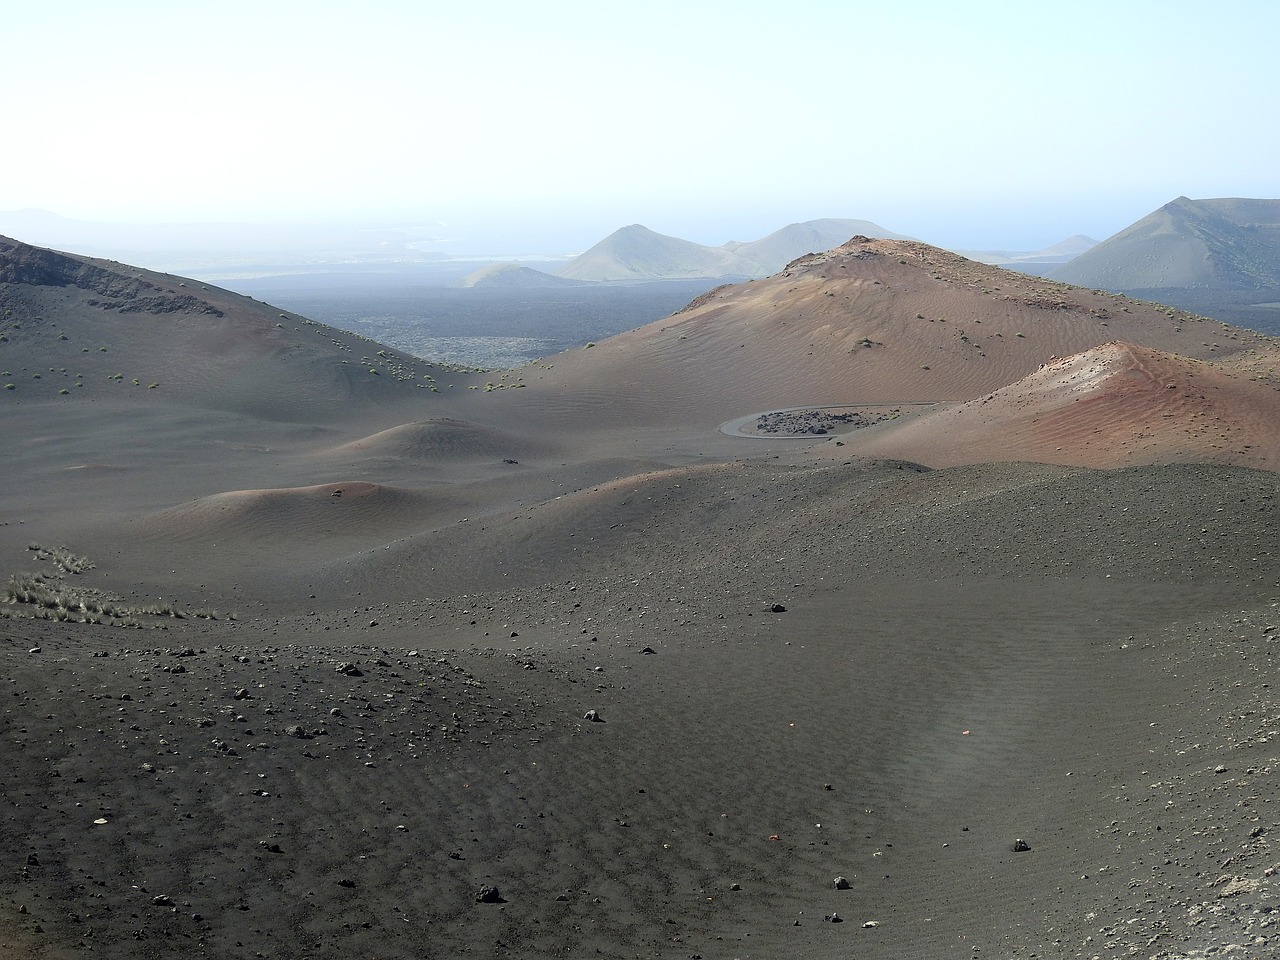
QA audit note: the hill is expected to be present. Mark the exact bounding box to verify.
[0,235,467,420]
[555,218,906,281]
[555,224,739,281]
[515,236,1272,429]
[836,340,1280,470]
[1051,197,1280,335]
[1055,196,1280,290]
[456,263,584,289]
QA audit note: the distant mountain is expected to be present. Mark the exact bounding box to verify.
[555,218,907,281]
[1047,197,1280,335]
[1054,197,1280,290]
[457,263,583,289]
[556,225,735,281]
[723,218,912,275]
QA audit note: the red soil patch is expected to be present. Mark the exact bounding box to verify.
[838,341,1280,469]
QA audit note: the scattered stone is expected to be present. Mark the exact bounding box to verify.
[232,688,252,700]
[824,912,843,923]
[476,884,503,903]
[1217,877,1257,898]
[336,662,363,677]
[862,920,880,928]
[729,882,741,891]
[833,876,850,890]
[641,646,657,655]
[583,709,603,722]
[25,854,39,866]
[284,724,311,739]
[27,647,41,654]
[1012,838,1031,852]
[337,878,355,889]
[151,895,172,907]
[769,603,787,613]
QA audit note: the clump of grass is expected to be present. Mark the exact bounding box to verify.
[6,546,235,627]
[28,543,93,574]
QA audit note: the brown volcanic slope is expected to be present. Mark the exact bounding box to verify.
[4,237,1280,960]
[511,237,1270,429]
[838,340,1280,470]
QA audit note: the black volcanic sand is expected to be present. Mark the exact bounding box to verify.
[2,455,1279,960]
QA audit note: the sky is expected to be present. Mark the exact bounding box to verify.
[6,0,1279,254]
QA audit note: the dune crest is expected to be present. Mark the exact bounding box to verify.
[332,418,552,461]
[146,481,432,541]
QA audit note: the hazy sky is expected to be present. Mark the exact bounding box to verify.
[7,0,1279,252]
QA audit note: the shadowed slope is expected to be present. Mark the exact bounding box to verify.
[0,235,464,420]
